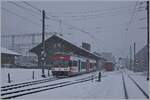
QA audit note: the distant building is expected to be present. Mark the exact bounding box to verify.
[15,54,38,68]
[100,52,116,70]
[100,52,116,64]
[93,52,101,57]
[135,45,148,72]
[118,57,130,69]
[82,42,91,51]
[93,52,106,70]
[1,47,20,68]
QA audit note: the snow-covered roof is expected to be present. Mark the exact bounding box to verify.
[1,47,21,56]
[57,34,100,58]
[30,33,101,59]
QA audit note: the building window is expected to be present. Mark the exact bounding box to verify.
[57,43,61,48]
[53,43,57,48]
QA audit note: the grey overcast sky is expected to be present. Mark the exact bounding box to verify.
[1,0,147,59]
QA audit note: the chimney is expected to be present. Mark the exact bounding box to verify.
[82,42,91,51]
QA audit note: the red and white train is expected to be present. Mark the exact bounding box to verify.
[50,53,97,77]
[103,61,114,71]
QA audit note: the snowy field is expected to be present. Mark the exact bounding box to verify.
[1,68,53,86]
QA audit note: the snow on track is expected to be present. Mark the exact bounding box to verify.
[128,74,149,95]
[16,71,125,99]
[123,72,148,99]
[1,72,99,99]
[1,75,94,99]
[1,70,148,99]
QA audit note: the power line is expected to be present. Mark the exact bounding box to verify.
[45,7,132,22]
[126,1,138,31]
[2,7,41,26]
[139,17,146,21]
[64,10,133,21]
[48,6,130,15]
[46,12,108,52]
[2,5,52,30]
[6,1,108,51]
[62,22,103,50]
[20,1,127,40]
[22,1,133,45]
[3,1,102,51]
[84,22,129,32]
[1,32,53,37]
[126,1,147,31]
[46,10,126,35]
[21,2,59,22]
[47,7,131,19]
[8,1,41,16]
[45,12,102,50]
[23,1,41,13]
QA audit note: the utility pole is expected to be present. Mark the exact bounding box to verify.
[126,56,129,69]
[11,35,15,50]
[133,42,136,72]
[41,10,46,78]
[146,1,149,80]
[31,34,35,47]
[130,45,132,70]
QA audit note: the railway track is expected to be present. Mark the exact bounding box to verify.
[121,72,149,99]
[121,73,128,99]
[128,74,149,99]
[1,75,95,99]
[1,77,58,91]
[1,71,97,92]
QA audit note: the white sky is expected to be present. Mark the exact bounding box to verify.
[1,0,147,59]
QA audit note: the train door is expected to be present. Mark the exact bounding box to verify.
[86,59,90,72]
[70,60,78,74]
[78,60,81,72]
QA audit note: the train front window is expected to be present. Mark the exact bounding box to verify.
[68,61,72,66]
[53,60,69,67]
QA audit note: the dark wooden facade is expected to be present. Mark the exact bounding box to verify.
[30,35,101,68]
[135,45,148,72]
[1,53,16,64]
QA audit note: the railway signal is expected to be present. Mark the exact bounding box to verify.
[32,71,35,80]
[8,73,11,83]
[98,72,101,82]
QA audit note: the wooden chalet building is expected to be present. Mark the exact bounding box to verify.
[29,34,102,69]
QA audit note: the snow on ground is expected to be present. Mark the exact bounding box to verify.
[131,75,149,95]
[1,68,53,86]
[123,72,147,99]
[1,68,149,99]
[17,71,125,99]
[1,71,99,95]
[125,69,149,95]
